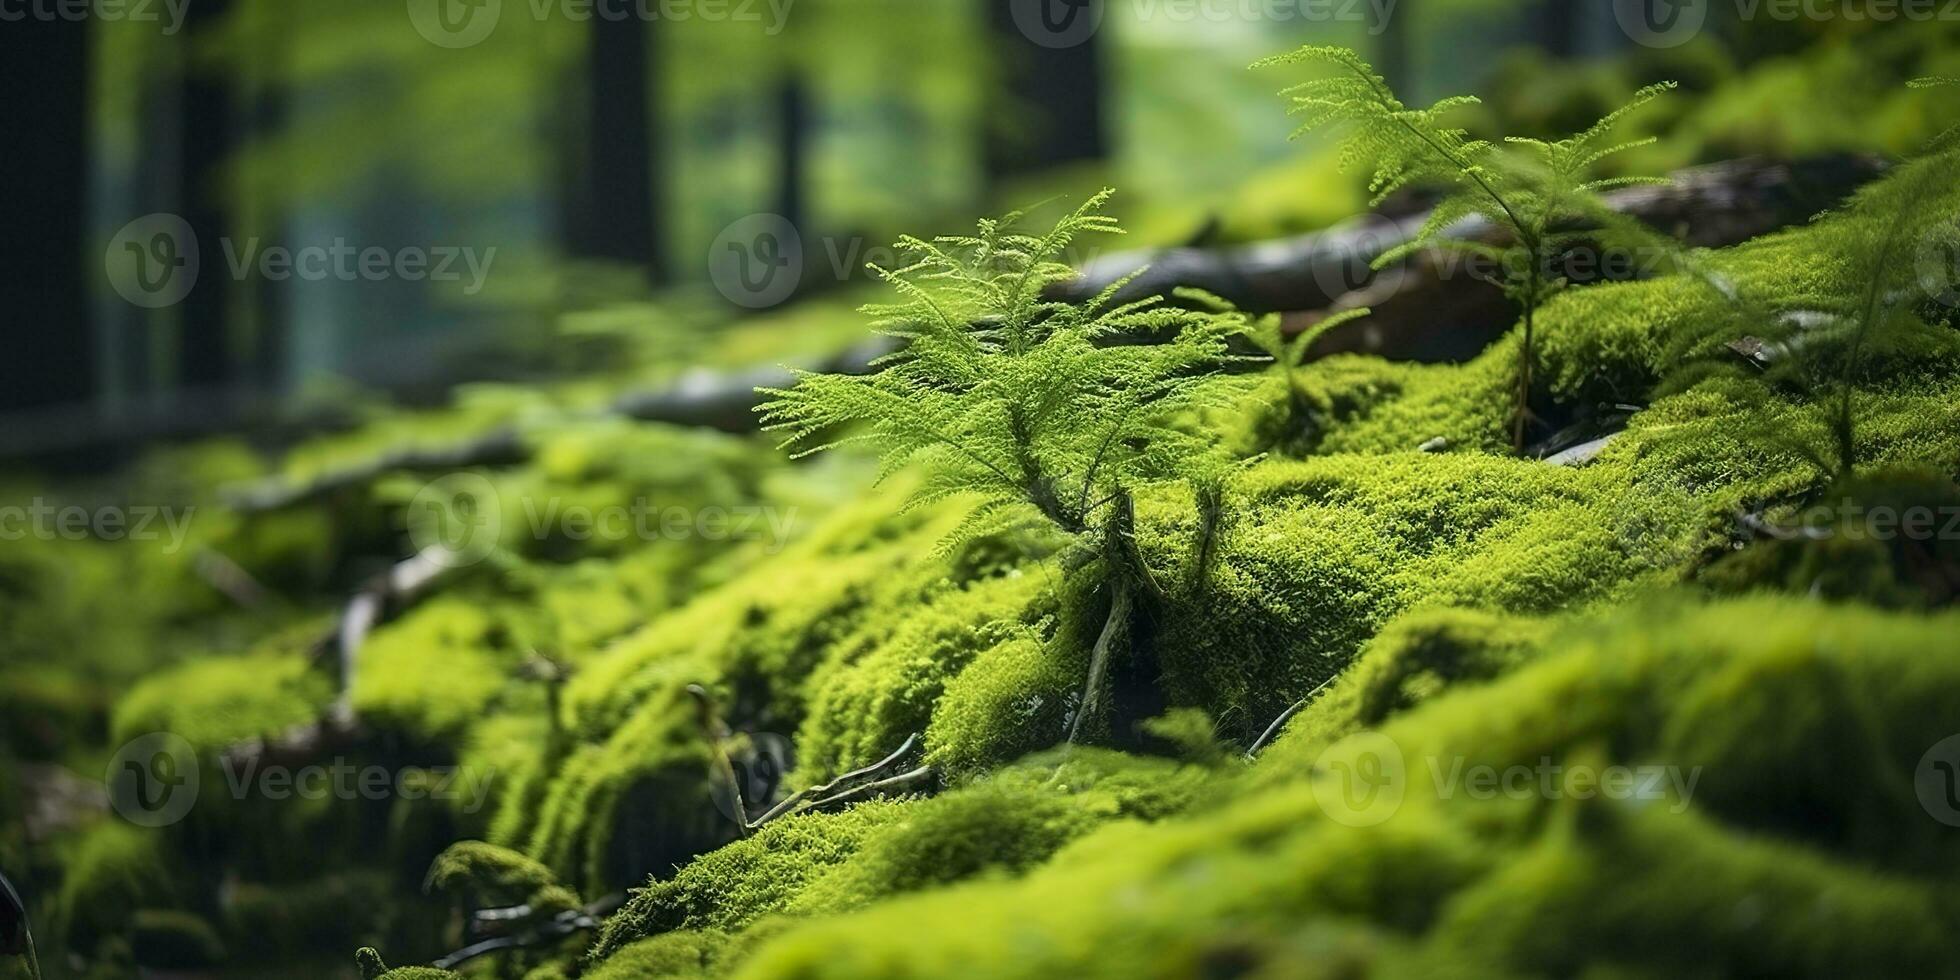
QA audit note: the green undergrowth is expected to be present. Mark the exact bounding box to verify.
[19,98,1960,979]
[682,596,1960,980]
[590,747,1217,962]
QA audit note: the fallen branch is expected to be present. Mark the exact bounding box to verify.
[1054,155,1888,363]
[224,338,897,514]
[223,546,459,771]
[431,898,617,971]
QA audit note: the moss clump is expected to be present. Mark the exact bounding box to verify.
[220,872,399,959]
[709,596,1960,980]
[1276,606,1550,755]
[129,908,225,968]
[109,651,330,752]
[356,945,459,980]
[591,749,1216,968]
[351,597,508,744]
[1134,453,1645,747]
[1700,465,1960,609]
[50,822,179,958]
[585,931,728,980]
[792,570,1046,786]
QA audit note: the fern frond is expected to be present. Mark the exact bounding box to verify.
[760,193,1248,544]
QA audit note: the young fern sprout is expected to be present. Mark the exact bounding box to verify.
[1180,285,1371,451]
[1656,84,1960,484]
[1256,45,1678,452]
[758,192,1251,743]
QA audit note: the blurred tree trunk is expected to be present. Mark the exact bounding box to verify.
[1535,0,1580,57]
[774,74,810,237]
[1371,0,1412,93]
[982,0,1108,184]
[564,15,668,281]
[178,0,240,393]
[0,20,93,414]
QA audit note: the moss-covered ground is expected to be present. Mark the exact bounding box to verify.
[7,30,1960,980]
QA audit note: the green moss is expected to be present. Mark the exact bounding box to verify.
[1700,466,1960,609]
[357,944,463,979]
[351,597,508,743]
[1138,453,1645,746]
[710,596,1960,980]
[592,750,1214,967]
[924,631,1080,778]
[792,570,1046,785]
[129,908,225,968]
[586,931,728,980]
[592,802,910,957]
[1278,606,1550,755]
[110,652,331,752]
[222,872,395,958]
[51,822,178,956]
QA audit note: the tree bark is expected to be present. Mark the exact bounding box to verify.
[0,20,93,417]
[178,0,240,393]
[564,15,667,280]
[982,0,1108,184]
[775,73,811,236]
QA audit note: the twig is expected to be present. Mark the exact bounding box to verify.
[434,893,623,971]
[790,766,936,816]
[1067,581,1133,744]
[432,909,598,970]
[1244,676,1338,760]
[749,734,923,829]
[223,546,458,771]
